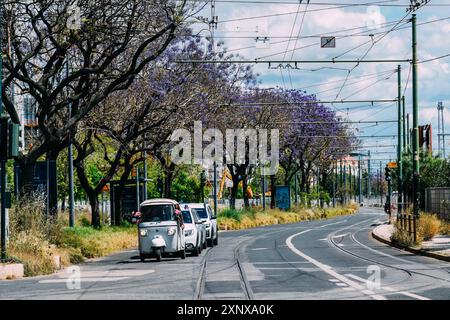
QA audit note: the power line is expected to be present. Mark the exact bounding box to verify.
[418,53,450,64]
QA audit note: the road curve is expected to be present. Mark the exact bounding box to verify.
[1,208,449,300]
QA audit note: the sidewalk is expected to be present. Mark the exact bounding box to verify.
[372,223,450,262]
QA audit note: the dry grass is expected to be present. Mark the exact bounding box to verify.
[391,224,416,247]
[217,204,357,231]
[417,213,441,241]
[441,221,450,236]
[8,196,136,277]
[391,212,443,247]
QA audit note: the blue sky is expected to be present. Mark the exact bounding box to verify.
[191,0,450,166]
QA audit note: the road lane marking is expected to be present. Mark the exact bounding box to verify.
[345,273,430,300]
[39,277,129,283]
[286,229,387,300]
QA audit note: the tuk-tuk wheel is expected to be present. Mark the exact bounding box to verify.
[179,249,186,259]
[192,246,199,256]
[155,248,162,262]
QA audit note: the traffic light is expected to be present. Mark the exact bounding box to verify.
[157,177,163,196]
[8,122,20,158]
[385,166,391,181]
[0,118,20,160]
[0,118,7,161]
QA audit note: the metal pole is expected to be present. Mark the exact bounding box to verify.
[262,167,266,210]
[143,151,148,201]
[402,96,406,150]
[0,3,3,115]
[332,162,336,208]
[380,161,383,205]
[213,161,218,217]
[407,113,410,149]
[411,14,420,217]
[368,151,371,205]
[358,155,362,204]
[136,167,140,212]
[46,154,50,217]
[397,65,403,214]
[438,102,442,156]
[343,163,347,204]
[294,171,298,206]
[339,159,343,204]
[67,59,75,228]
[1,160,6,260]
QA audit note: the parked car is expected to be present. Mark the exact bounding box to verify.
[135,199,186,262]
[185,203,218,247]
[181,206,205,256]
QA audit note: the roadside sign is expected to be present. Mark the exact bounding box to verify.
[387,161,397,168]
[321,36,336,48]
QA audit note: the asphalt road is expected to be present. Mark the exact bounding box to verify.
[1,207,449,300]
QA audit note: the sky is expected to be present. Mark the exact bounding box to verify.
[190,0,450,169]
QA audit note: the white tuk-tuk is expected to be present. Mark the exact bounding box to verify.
[134,199,186,262]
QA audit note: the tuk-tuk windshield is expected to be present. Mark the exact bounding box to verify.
[181,210,192,223]
[140,205,174,222]
[193,208,208,219]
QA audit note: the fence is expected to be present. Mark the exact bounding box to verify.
[424,187,450,221]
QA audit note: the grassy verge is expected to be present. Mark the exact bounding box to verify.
[217,203,358,231]
[391,212,448,247]
[7,196,136,277]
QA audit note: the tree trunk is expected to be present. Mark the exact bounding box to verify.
[243,177,250,209]
[86,190,101,228]
[229,172,241,210]
[75,163,101,228]
[270,175,276,209]
[164,170,173,198]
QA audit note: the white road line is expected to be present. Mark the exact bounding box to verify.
[345,273,430,300]
[39,277,129,283]
[286,229,387,300]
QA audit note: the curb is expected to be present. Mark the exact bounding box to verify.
[0,263,24,280]
[372,225,450,263]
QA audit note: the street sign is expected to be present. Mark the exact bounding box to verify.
[321,36,336,48]
[387,161,397,168]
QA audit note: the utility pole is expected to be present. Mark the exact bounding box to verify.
[358,154,362,204]
[0,2,7,261]
[402,96,406,150]
[407,113,410,148]
[294,172,298,206]
[261,166,266,210]
[367,151,371,205]
[332,162,336,208]
[136,167,140,212]
[397,65,403,214]
[143,151,148,201]
[339,159,343,204]
[67,58,75,228]
[380,161,383,205]
[213,162,218,217]
[343,163,347,204]
[437,102,445,158]
[411,13,420,217]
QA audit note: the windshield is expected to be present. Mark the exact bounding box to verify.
[194,208,208,219]
[181,210,192,223]
[140,205,174,223]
